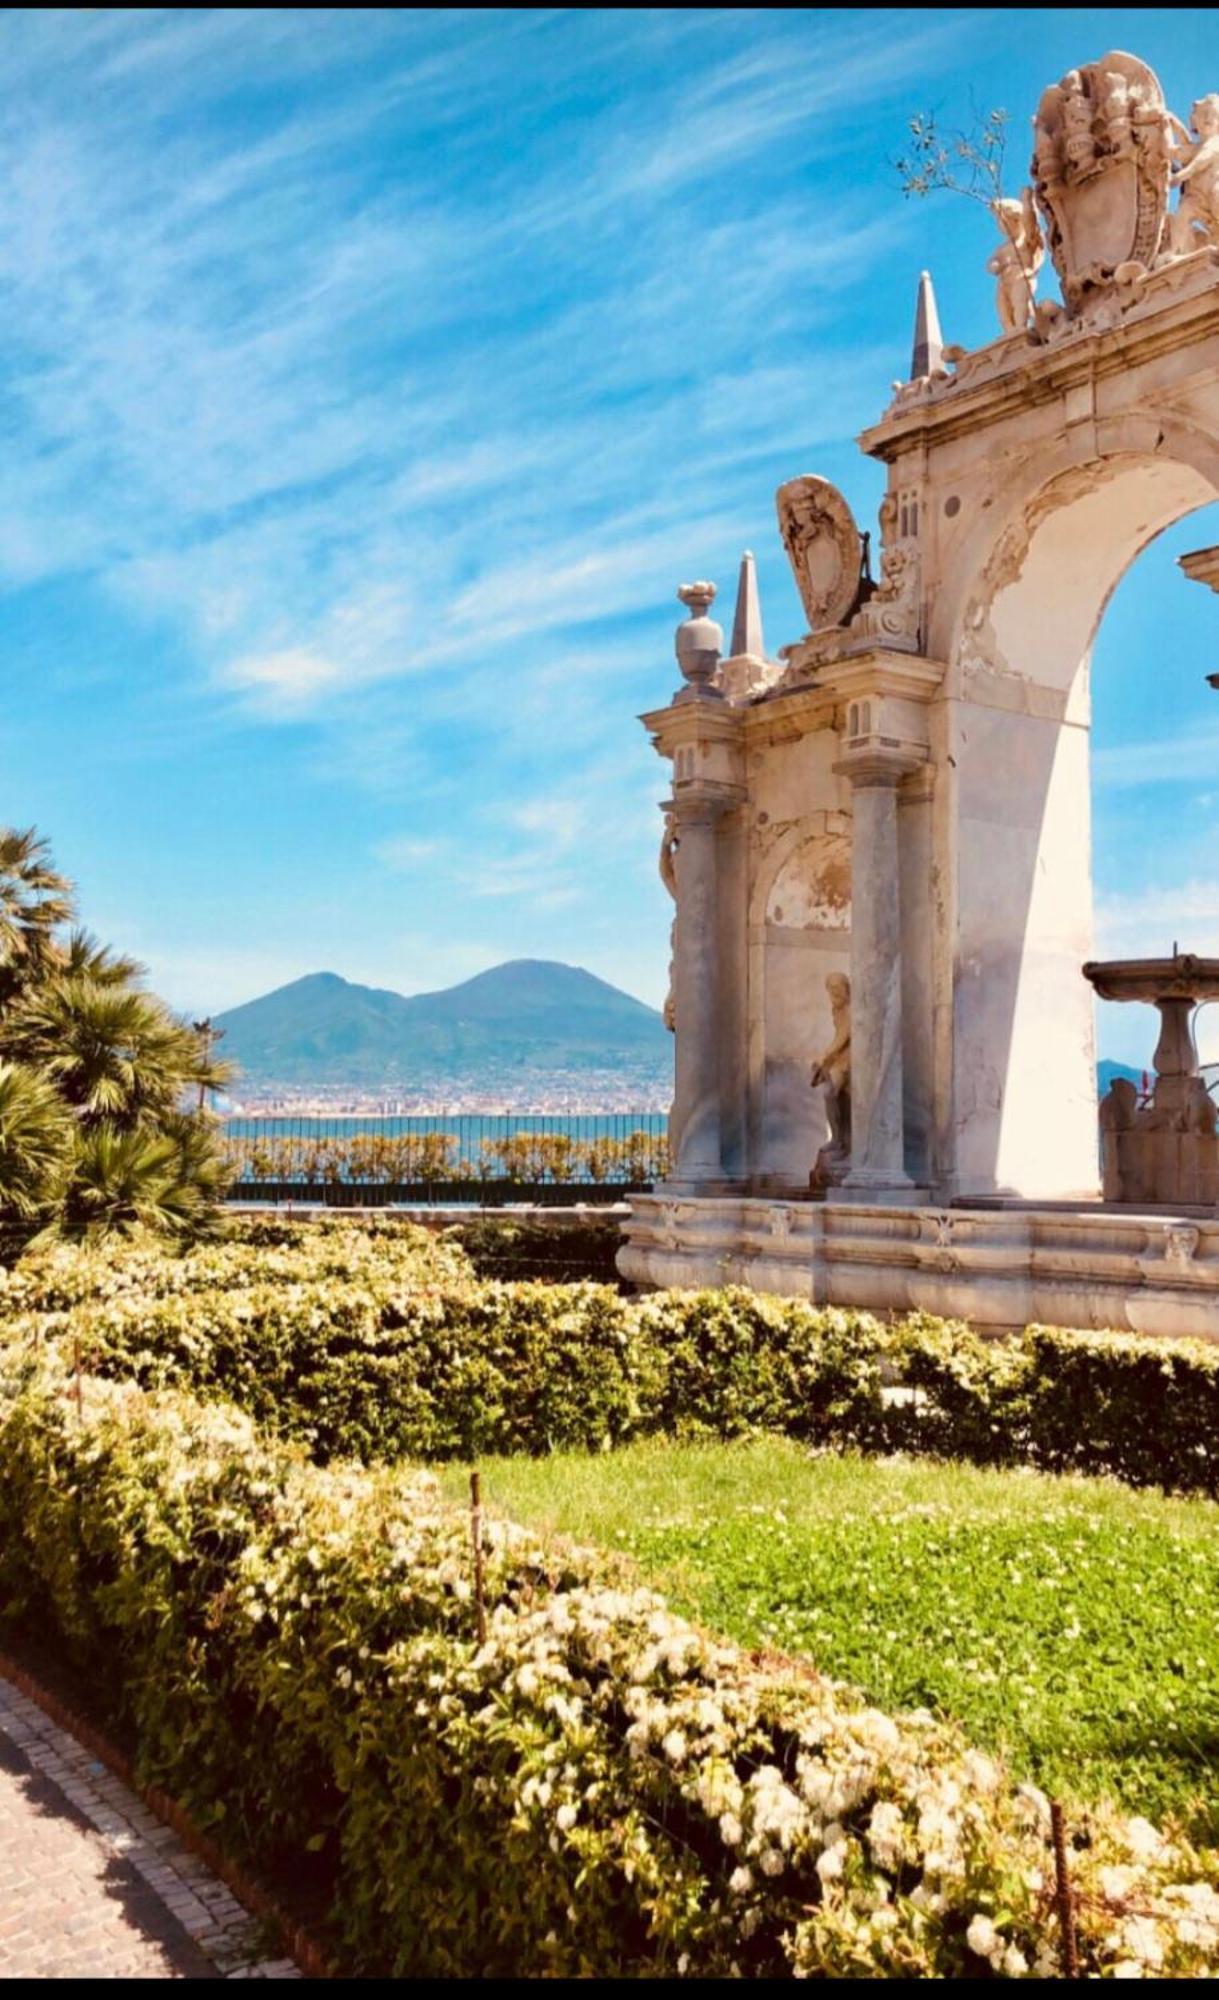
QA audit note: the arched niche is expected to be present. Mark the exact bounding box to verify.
[750,822,852,1184]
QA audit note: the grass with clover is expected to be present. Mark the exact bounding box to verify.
[441,1438,1219,1842]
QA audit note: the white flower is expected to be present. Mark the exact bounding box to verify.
[719,1813,742,1847]
[960,1749,1000,1794]
[1120,1917,1164,1971]
[966,1915,998,1961]
[728,1866,753,1896]
[662,1729,687,1766]
[1125,1817,1166,1864]
[1100,1865,1137,1903]
[867,1801,905,1872]
[816,1842,846,1883]
[556,1803,578,1832]
[1003,1945,1029,1977]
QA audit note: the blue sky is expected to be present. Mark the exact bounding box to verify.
[0,8,1217,1070]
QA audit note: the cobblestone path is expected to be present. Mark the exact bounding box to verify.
[0,1675,301,1979]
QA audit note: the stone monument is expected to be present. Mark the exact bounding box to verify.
[621,49,1219,1339]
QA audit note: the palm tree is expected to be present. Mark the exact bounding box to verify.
[0,826,236,1248]
[60,928,146,987]
[0,978,231,1128]
[0,1061,71,1224]
[54,1115,231,1243]
[0,828,75,1013]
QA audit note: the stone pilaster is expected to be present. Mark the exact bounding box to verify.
[837,750,919,1194]
[669,791,728,1181]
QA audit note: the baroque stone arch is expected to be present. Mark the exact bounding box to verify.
[942,423,1219,694]
[930,421,1219,1199]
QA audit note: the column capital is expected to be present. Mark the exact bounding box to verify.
[664,783,743,825]
[833,745,925,787]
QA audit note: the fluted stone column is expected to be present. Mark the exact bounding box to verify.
[671,793,724,1181]
[841,756,915,1193]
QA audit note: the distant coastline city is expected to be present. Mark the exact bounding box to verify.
[222,1068,671,1119]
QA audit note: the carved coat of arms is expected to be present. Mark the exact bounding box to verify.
[775,475,863,633]
[1031,51,1172,309]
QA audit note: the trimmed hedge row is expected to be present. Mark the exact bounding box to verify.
[6,1250,1219,1492]
[2,1345,1216,1978]
[0,1213,471,1315]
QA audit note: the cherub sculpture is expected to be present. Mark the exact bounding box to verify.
[988,189,1044,334]
[810,971,851,1186]
[1168,94,1219,253]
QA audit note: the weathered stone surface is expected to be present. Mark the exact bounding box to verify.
[619,1194,1219,1341]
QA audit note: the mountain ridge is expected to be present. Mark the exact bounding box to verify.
[214,958,669,1088]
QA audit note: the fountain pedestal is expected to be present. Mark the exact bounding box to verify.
[1083,954,1219,1206]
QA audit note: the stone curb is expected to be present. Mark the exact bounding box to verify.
[0,1646,337,1979]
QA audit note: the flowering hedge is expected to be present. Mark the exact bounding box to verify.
[1,1345,1216,1977]
[3,1233,1219,1491]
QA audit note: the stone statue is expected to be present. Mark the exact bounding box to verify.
[659,813,678,1032]
[1185,1074,1219,1135]
[850,542,921,649]
[1097,1073,1138,1201]
[1168,95,1219,252]
[988,190,1044,334]
[1098,1074,1138,1132]
[810,971,851,1187]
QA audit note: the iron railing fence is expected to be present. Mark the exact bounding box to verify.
[220,1111,670,1205]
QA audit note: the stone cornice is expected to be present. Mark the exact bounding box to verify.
[814,650,946,704]
[859,254,1219,463]
[1180,545,1219,594]
[640,699,744,756]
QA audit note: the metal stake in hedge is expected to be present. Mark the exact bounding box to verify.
[1050,1799,1080,1978]
[470,1469,487,1646]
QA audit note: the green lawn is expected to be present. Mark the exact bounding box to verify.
[441,1440,1219,1840]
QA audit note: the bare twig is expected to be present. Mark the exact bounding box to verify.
[894,105,1010,207]
[470,1469,486,1646]
[1050,1799,1080,1979]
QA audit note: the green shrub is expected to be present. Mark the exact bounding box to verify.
[5,1231,1219,1493]
[2,1347,1216,1978]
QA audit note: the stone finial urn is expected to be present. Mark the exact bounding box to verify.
[674,581,723,697]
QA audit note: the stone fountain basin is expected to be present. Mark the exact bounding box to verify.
[1082,955,1219,1003]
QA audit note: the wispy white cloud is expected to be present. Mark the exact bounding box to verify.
[1094,729,1219,789]
[0,6,968,1013]
[1095,878,1219,957]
